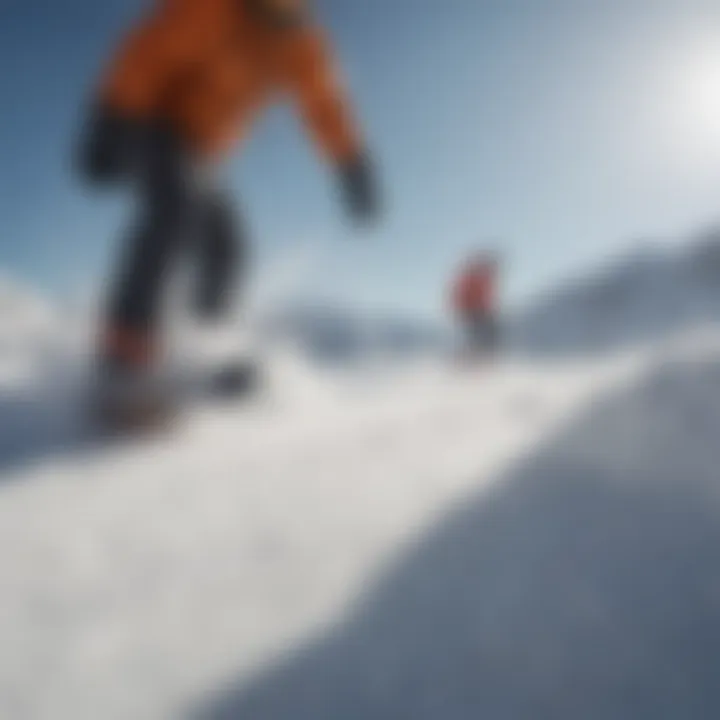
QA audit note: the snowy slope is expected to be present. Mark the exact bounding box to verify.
[513,231,720,355]
[2,244,720,718]
[258,302,447,365]
[0,277,59,387]
[0,348,647,720]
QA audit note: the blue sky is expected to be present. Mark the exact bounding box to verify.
[2,0,720,319]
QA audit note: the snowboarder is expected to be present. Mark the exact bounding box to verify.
[77,0,379,425]
[451,251,500,361]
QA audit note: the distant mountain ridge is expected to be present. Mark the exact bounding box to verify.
[512,230,720,355]
[259,302,448,364]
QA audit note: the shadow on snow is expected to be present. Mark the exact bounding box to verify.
[192,354,720,720]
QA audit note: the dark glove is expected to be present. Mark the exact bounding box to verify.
[338,152,380,225]
[77,104,145,185]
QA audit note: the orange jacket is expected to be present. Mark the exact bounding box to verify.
[452,262,496,315]
[98,0,361,160]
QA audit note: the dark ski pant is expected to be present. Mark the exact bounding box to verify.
[461,311,499,357]
[100,125,245,335]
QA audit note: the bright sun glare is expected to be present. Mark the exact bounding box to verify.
[670,39,720,155]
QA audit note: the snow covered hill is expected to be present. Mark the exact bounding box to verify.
[513,230,720,355]
[2,238,720,719]
[0,276,59,387]
[258,302,447,365]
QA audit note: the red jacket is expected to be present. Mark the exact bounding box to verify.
[452,262,496,315]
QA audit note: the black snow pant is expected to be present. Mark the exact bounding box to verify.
[92,122,245,334]
[462,311,499,357]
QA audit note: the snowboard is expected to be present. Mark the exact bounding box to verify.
[86,358,263,436]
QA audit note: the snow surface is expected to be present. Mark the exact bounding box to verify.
[2,242,720,718]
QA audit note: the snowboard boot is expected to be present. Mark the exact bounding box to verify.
[208,359,260,399]
[185,320,262,400]
[91,326,175,432]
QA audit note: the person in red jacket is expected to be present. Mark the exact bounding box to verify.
[77,0,380,420]
[451,252,500,359]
